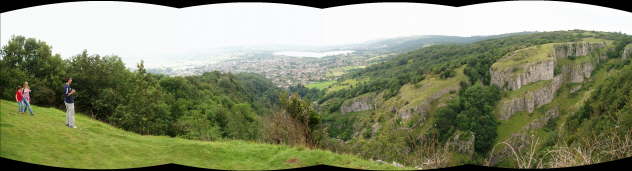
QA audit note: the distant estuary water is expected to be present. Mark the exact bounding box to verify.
[273,50,354,58]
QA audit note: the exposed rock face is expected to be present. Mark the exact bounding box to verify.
[397,105,426,121]
[340,95,374,114]
[552,42,606,59]
[498,76,563,120]
[523,107,560,131]
[396,84,459,121]
[489,108,560,166]
[494,41,606,119]
[488,132,533,166]
[446,131,475,155]
[491,60,555,91]
[492,41,606,91]
[623,44,632,59]
[371,122,380,136]
[569,85,583,94]
[560,61,595,83]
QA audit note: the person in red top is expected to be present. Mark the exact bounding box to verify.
[15,86,24,113]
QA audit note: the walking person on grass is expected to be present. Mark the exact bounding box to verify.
[15,86,24,113]
[21,81,34,115]
[64,78,77,128]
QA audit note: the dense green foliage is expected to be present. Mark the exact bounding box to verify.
[315,30,632,167]
[567,63,632,136]
[319,30,629,104]
[606,36,632,59]
[278,93,325,147]
[433,84,501,154]
[288,84,323,102]
[0,36,67,107]
[0,35,281,142]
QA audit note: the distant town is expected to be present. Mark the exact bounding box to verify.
[148,50,393,88]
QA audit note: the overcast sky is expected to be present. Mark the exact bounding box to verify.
[2,1,631,67]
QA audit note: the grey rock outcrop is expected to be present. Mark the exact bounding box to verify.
[340,95,375,114]
[497,76,563,120]
[494,41,606,120]
[623,44,632,59]
[487,133,534,166]
[552,41,607,59]
[522,107,560,131]
[395,84,459,121]
[569,85,583,94]
[371,122,381,136]
[489,108,559,166]
[397,105,426,121]
[560,61,595,83]
[492,41,606,91]
[491,60,555,91]
[446,131,475,155]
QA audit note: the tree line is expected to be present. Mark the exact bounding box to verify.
[0,35,325,146]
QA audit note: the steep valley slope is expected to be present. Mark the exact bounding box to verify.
[315,30,632,168]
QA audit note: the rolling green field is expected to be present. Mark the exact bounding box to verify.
[0,100,403,169]
[326,65,367,78]
[306,80,336,90]
[491,44,555,73]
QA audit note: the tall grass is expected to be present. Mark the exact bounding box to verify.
[495,128,632,168]
[542,128,632,168]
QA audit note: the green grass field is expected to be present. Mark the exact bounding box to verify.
[385,65,466,113]
[491,44,555,73]
[0,100,403,169]
[306,80,336,90]
[324,78,369,94]
[326,65,367,78]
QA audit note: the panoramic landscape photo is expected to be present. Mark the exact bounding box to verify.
[1,1,632,169]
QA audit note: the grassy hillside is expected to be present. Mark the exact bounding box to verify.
[0,100,403,169]
[491,44,555,73]
[310,30,632,168]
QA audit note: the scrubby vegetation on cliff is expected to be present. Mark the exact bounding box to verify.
[311,30,632,168]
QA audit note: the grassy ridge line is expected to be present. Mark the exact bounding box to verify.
[0,100,403,170]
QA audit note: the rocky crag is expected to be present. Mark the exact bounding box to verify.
[493,41,607,120]
[490,46,555,91]
[395,84,460,121]
[623,44,632,59]
[446,131,475,156]
[551,41,607,59]
[497,76,563,120]
[488,108,560,166]
[340,94,376,114]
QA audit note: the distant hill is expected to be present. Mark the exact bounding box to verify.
[331,32,537,53]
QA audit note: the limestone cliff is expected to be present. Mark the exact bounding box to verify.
[395,84,459,121]
[493,41,606,120]
[491,60,555,91]
[497,76,563,120]
[491,41,606,91]
[559,60,595,83]
[522,107,560,131]
[623,44,632,59]
[489,108,560,166]
[551,41,607,59]
[340,95,375,114]
[446,131,475,156]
